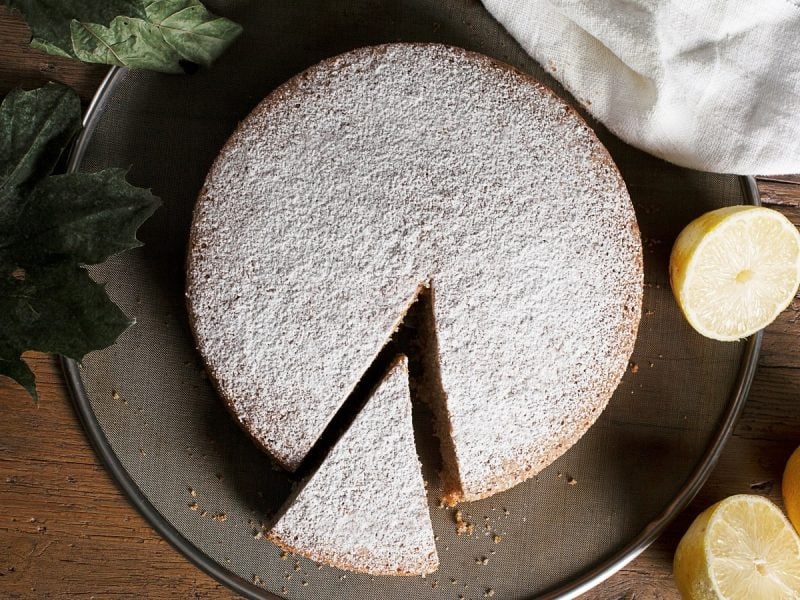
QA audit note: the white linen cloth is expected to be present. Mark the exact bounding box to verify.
[481,0,800,175]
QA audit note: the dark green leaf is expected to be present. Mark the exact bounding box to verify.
[3,0,242,73]
[0,83,160,398]
[0,350,38,401]
[0,82,81,203]
[9,169,160,265]
[0,262,132,361]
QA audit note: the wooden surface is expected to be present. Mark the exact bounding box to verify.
[2,7,800,599]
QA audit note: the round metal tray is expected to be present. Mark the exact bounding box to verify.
[62,1,761,598]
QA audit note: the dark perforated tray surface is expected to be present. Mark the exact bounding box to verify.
[63,2,760,598]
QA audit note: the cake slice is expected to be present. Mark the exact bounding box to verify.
[267,356,438,575]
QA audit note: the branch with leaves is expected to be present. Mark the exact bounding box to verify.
[3,0,242,73]
[0,2,242,399]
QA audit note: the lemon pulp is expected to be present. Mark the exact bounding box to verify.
[670,206,800,341]
[674,494,800,599]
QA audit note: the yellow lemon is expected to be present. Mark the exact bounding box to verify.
[673,494,800,599]
[783,446,800,535]
[669,206,800,341]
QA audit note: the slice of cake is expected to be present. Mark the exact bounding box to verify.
[267,356,438,575]
[187,43,643,499]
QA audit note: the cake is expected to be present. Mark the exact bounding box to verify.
[267,356,438,575]
[186,44,643,503]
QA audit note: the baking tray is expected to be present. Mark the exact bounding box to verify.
[61,1,761,598]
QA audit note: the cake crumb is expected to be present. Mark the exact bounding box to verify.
[454,510,474,535]
[200,510,208,517]
[485,589,496,597]
[493,534,502,544]
[252,574,263,585]
[302,581,308,587]
[213,513,227,522]
[629,362,639,373]
[188,487,197,497]
[280,551,288,560]
[188,502,198,511]
[567,476,577,485]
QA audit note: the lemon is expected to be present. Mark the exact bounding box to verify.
[669,205,800,341]
[673,494,800,599]
[783,446,800,535]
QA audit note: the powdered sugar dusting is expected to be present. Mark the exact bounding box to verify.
[267,357,438,575]
[186,44,643,494]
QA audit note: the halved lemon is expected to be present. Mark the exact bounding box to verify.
[669,206,800,341]
[673,494,800,599]
[783,446,800,535]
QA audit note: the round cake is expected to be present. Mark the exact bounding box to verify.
[187,43,643,503]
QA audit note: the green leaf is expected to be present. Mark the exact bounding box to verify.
[0,83,160,399]
[0,262,132,361]
[70,17,184,74]
[3,0,242,73]
[10,169,160,265]
[0,82,81,203]
[4,0,145,57]
[0,350,38,401]
[147,0,243,68]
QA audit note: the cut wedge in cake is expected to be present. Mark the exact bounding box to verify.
[187,43,643,501]
[267,356,438,576]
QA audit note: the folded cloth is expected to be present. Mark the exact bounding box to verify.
[481,0,800,175]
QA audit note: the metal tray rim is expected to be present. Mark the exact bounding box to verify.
[62,65,764,600]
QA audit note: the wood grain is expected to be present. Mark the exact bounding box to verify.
[2,8,800,599]
[0,7,106,100]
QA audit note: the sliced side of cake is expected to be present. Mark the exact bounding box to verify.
[267,356,438,575]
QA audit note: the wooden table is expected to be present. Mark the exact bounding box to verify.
[2,7,799,599]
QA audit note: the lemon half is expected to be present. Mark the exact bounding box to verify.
[669,206,800,341]
[783,446,800,536]
[674,494,800,599]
